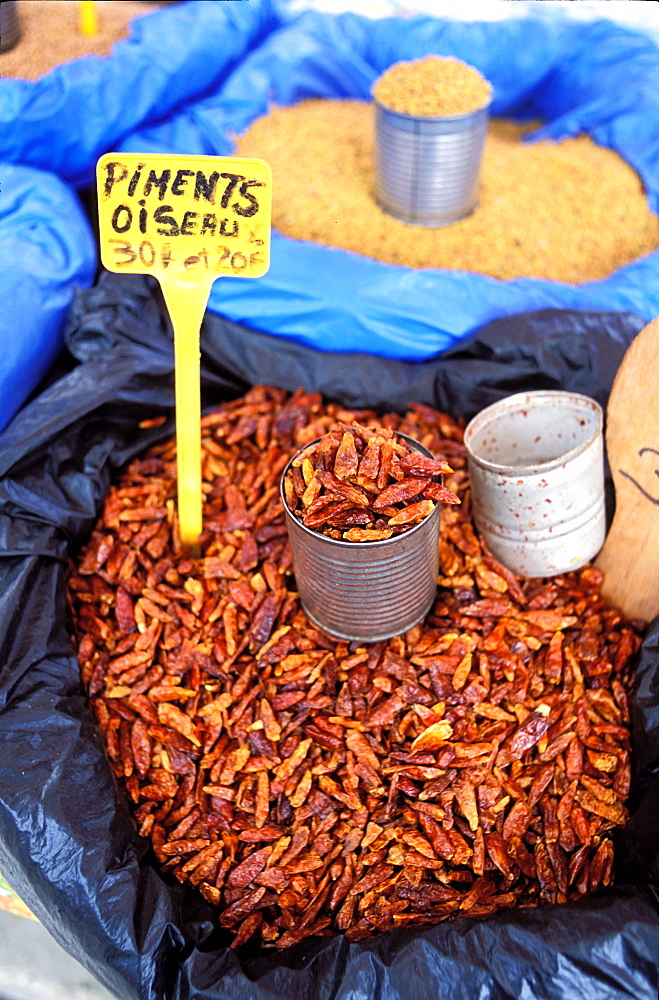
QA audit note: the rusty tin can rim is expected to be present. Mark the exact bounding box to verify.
[280,431,440,548]
[464,390,603,475]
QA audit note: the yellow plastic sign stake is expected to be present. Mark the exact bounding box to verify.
[160,275,212,550]
[96,152,272,550]
[80,1,98,36]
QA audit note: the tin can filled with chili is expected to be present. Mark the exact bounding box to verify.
[281,422,460,641]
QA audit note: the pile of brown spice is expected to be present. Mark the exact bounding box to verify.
[0,0,169,80]
[234,100,659,282]
[68,386,642,950]
[372,55,492,117]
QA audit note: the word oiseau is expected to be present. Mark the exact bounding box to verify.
[100,160,265,237]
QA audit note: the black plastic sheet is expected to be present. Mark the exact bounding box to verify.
[0,275,657,1000]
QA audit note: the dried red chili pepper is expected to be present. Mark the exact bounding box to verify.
[69,385,642,950]
[284,421,459,540]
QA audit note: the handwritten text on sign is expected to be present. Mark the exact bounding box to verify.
[97,153,271,279]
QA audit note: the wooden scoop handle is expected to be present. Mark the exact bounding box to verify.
[596,316,659,623]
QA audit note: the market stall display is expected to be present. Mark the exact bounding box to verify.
[1,2,659,998]
[0,272,657,1000]
[67,387,641,949]
[235,107,658,281]
[2,0,659,433]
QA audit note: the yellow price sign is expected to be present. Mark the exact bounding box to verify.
[96,152,272,550]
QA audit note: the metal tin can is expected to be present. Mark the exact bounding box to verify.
[373,100,490,227]
[281,434,440,642]
[0,1,21,53]
[464,391,605,578]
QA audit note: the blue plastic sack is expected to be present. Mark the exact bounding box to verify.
[0,1,277,434]
[165,8,659,357]
[0,164,97,434]
[1,0,659,372]
[0,0,278,188]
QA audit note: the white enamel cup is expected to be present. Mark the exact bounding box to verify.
[464,391,605,578]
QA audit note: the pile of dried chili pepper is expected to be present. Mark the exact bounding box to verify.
[283,422,459,542]
[67,386,643,950]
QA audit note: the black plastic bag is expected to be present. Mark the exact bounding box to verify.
[0,274,657,1000]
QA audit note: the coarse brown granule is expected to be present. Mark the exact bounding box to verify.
[234,99,659,283]
[372,55,492,117]
[0,1,169,80]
